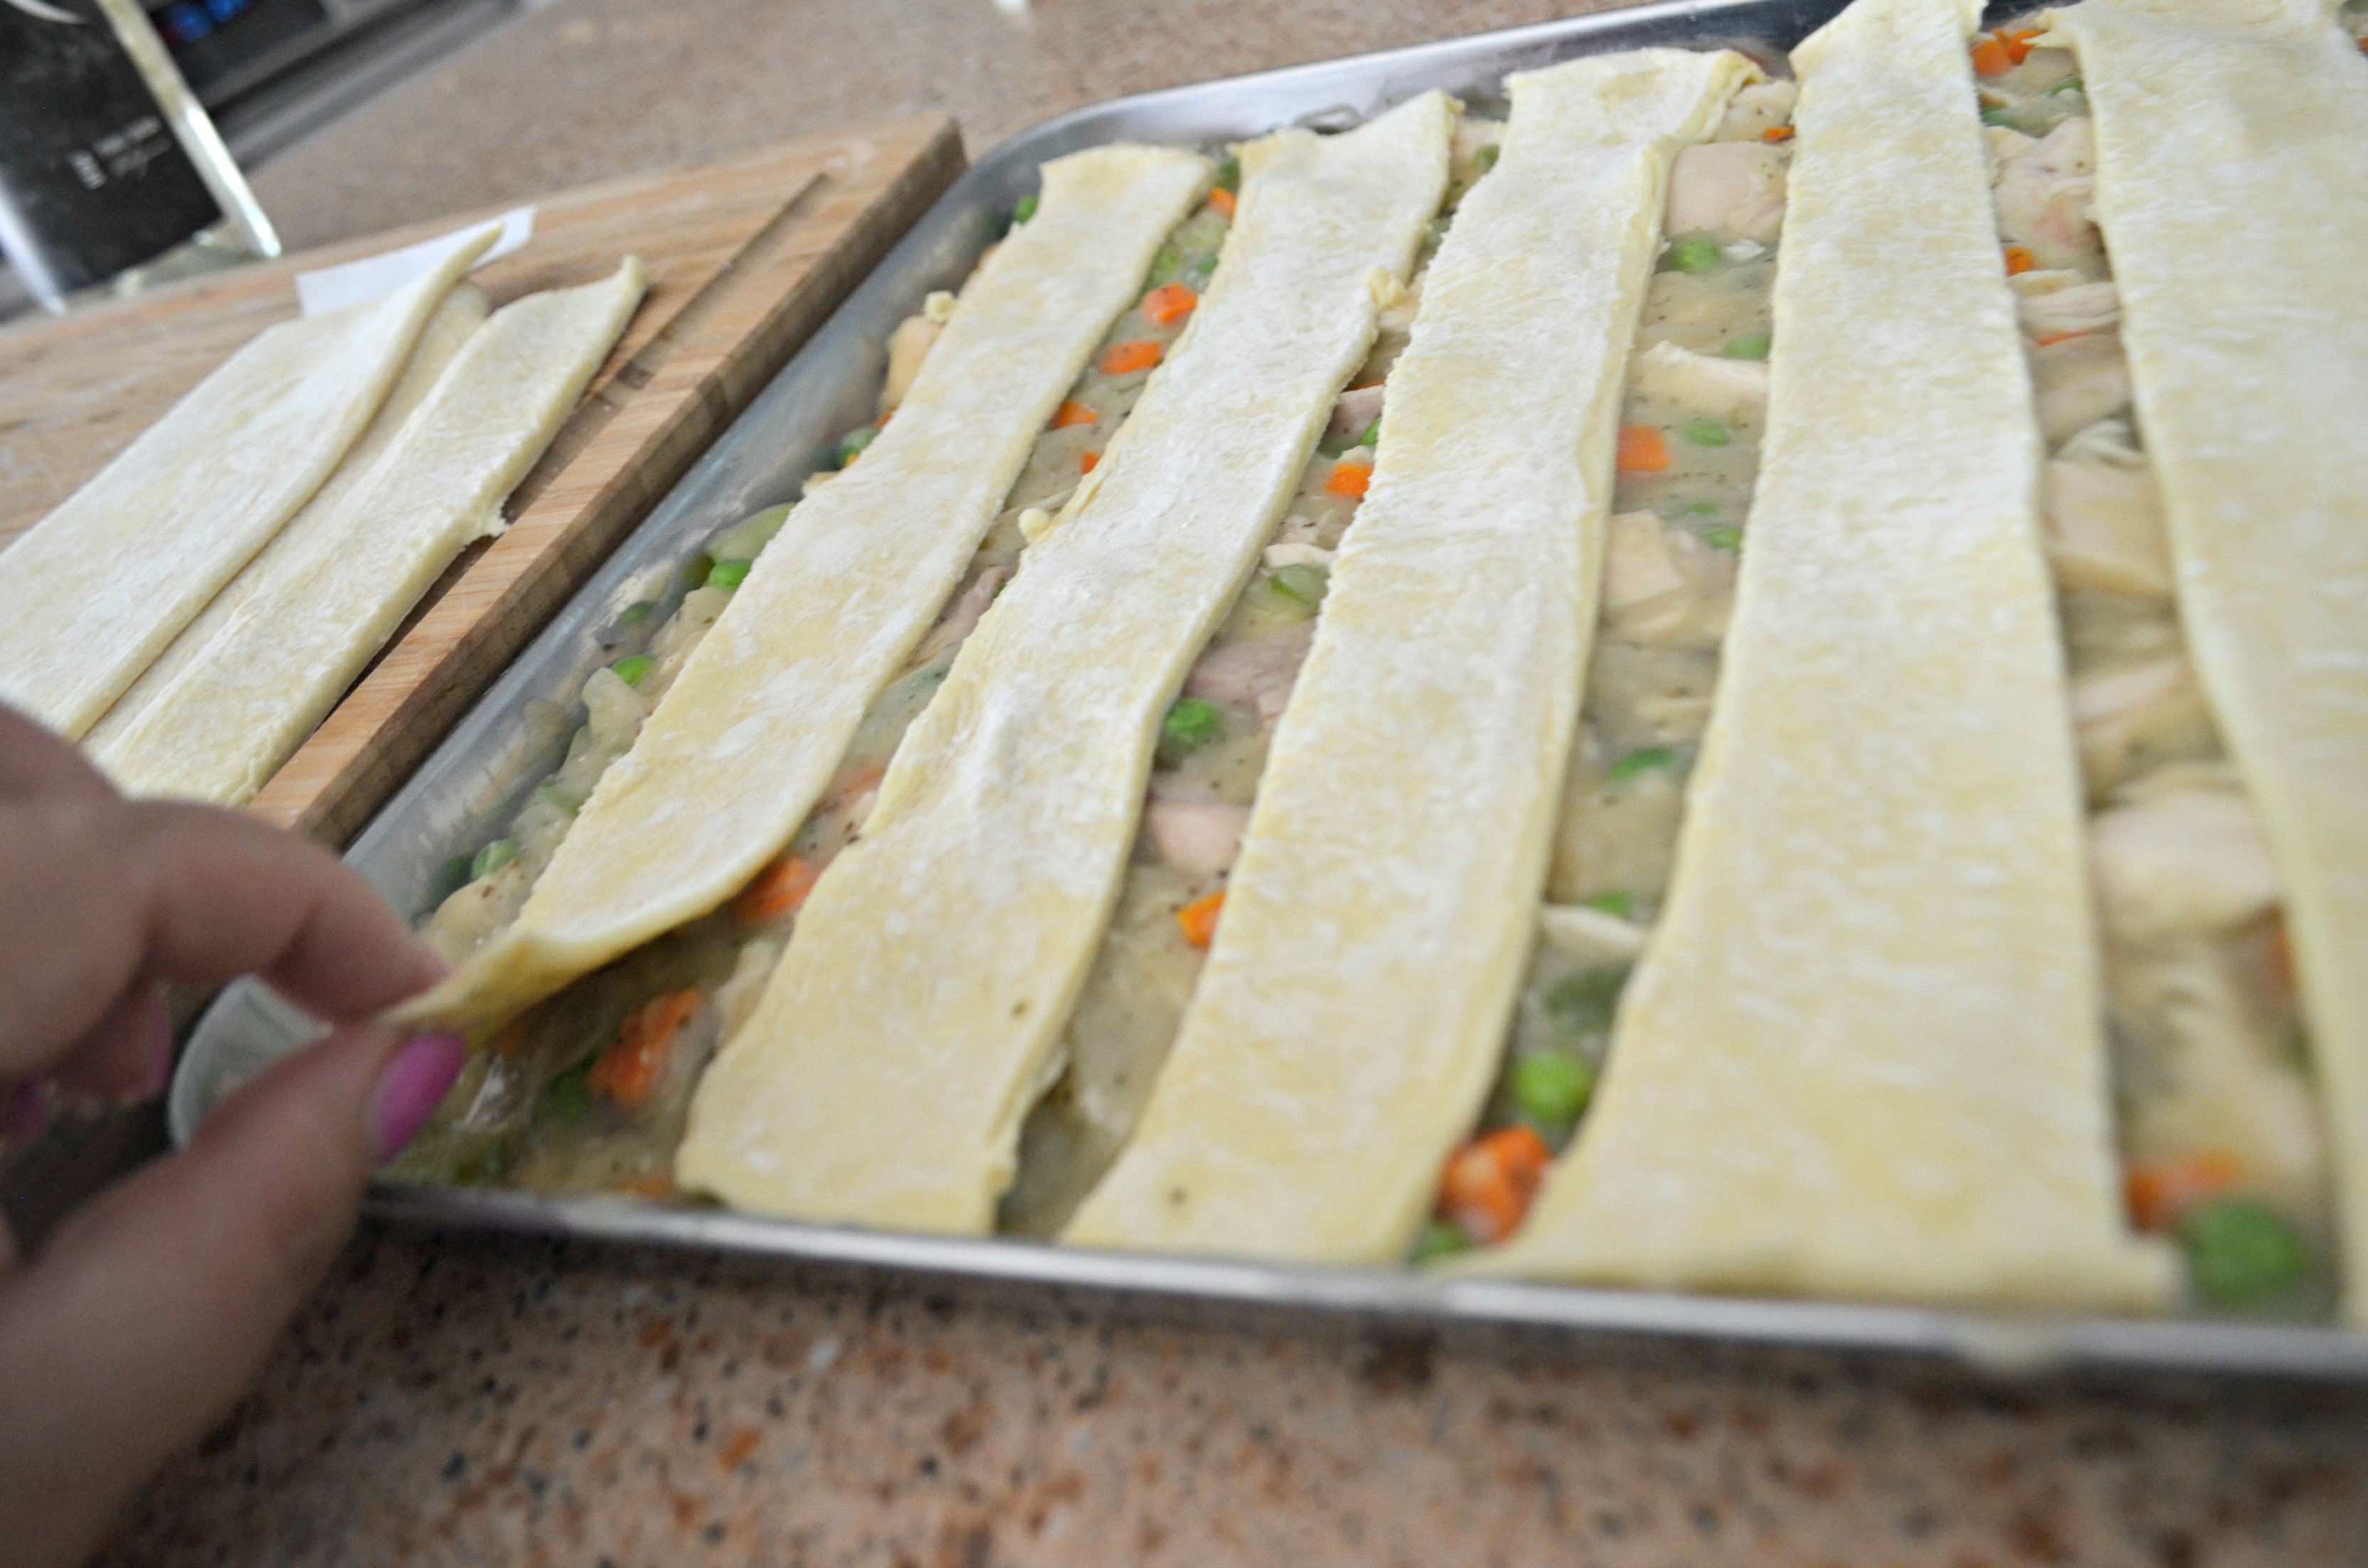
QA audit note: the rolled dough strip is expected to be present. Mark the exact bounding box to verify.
[394,146,1211,1039]
[94,260,647,806]
[1463,0,2173,1312]
[0,228,496,739]
[1063,50,1756,1266]
[2050,0,2368,1321]
[84,284,492,760]
[675,93,1458,1232]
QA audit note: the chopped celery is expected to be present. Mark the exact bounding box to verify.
[1608,746,1680,782]
[1147,243,1186,289]
[1724,333,1772,361]
[1684,501,1720,518]
[1213,156,1241,193]
[617,599,657,626]
[611,655,654,688]
[1412,1220,1472,1264]
[1472,143,1501,176]
[1668,237,1723,274]
[470,839,518,880]
[1356,417,1381,449]
[1704,526,1743,551]
[1269,563,1329,613]
[706,503,794,563]
[836,425,879,468]
[707,558,753,590]
[2180,1200,2310,1308]
[1583,891,1634,919]
[1162,698,1221,753]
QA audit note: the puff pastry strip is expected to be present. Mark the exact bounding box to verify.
[676,93,1457,1231]
[2051,0,2368,1321]
[94,262,646,806]
[397,146,1211,1037]
[1467,0,2172,1311]
[0,230,494,740]
[1064,50,1756,1265]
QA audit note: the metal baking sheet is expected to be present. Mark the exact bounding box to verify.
[174,0,2368,1382]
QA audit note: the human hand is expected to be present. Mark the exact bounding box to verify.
[0,706,462,1567]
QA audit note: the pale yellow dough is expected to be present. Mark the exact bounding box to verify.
[0,230,496,740]
[1463,0,2172,1311]
[675,93,1457,1232]
[395,146,1211,1038]
[94,261,646,807]
[85,284,492,762]
[2051,0,2368,1321]
[1064,51,1756,1265]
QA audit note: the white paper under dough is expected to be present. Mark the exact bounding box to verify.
[0,229,495,740]
[395,145,1212,1039]
[1063,50,1755,1266]
[95,260,647,806]
[675,93,1458,1233]
[2052,0,2368,1322]
[1463,0,2173,1312]
[85,284,492,761]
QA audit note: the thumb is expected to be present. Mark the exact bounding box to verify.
[0,1025,466,1568]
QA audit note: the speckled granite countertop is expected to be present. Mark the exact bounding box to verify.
[95,1,2368,1560]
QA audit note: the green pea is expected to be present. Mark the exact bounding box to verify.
[683,554,716,592]
[434,854,476,899]
[617,599,657,626]
[1683,416,1731,448]
[1426,215,1453,246]
[541,1060,596,1122]
[1544,968,1627,1036]
[1513,1051,1595,1132]
[836,424,879,468]
[533,783,583,817]
[1724,333,1772,361]
[1668,236,1723,274]
[1704,526,1743,552]
[1608,746,1681,782]
[1980,106,2013,127]
[1472,143,1501,176]
[1356,417,1381,449]
[1411,1219,1473,1264]
[611,654,654,687]
[1147,243,1186,289]
[1161,697,1221,753]
[1583,891,1634,919]
[1684,501,1721,518]
[1269,563,1329,614]
[2180,1199,2311,1308]
[707,558,753,590]
[470,839,518,881]
[1213,156,1241,193]
[1012,192,1039,224]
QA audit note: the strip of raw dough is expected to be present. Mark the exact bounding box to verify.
[1063,51,1756,1266]
[393,146,1211,1039]
[675,93,1457,1231]
[2051,0,2368,1322]
[85,284,492,760]
[1463,0,2173,1312]
[0,228,496,740]
[93,260,647,806]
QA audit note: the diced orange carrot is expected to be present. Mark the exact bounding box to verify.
[615,1173,675,1200]
[1616,424,1671,474]
[1208,186,1237,220]
[1971,35,2013,75]
[2125,1150,2244,1233]
[1049,399,1099,430]
[733,853,820,925]
[1325,461,1372,499]
[1101,339,1164,376]
[1177,889,1226,949]
[2031,331,2088,348]
[1081,451,1100,474]
[1762,125,1795,144]
[1142,282,1199,326]
[590,989,702,1111]
[1438,1126,1554,1244]
[2002,27,2043,63]
[2002,245,2037,276]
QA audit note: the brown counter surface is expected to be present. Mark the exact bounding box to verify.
[100,1,2368,1560]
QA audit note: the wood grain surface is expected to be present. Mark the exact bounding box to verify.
[0,114,964,846]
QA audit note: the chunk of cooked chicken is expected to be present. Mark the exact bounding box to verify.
[1716,79,1799,142]
[1990,116,2101,272]
[1536,902,1651,967]
[1664,142,1789,244]
[2073,655,2217,796]
[1143,792,1251,877]
[1600,510,1736,651]
[1547,740,1685,907]
[1324,383,1386,448]
[910,565,1007,668]
[1583,641,1721,754]
[2044,419,2172,598]
[2013,274,2121,341]
[1629,341,1770,426]
[878,311,944,416]
[2030,333,2133,445]
[1182,623,1314,727]
[2091,785,2281,942]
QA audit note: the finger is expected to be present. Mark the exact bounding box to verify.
[0,705,117,802]
[50,986,173,1103]
[0,1024,466,1568]
[0,797,444,1079]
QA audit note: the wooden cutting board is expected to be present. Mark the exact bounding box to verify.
[0,114,963,846]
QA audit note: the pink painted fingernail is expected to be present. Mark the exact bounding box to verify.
[370,1033,468,1163]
